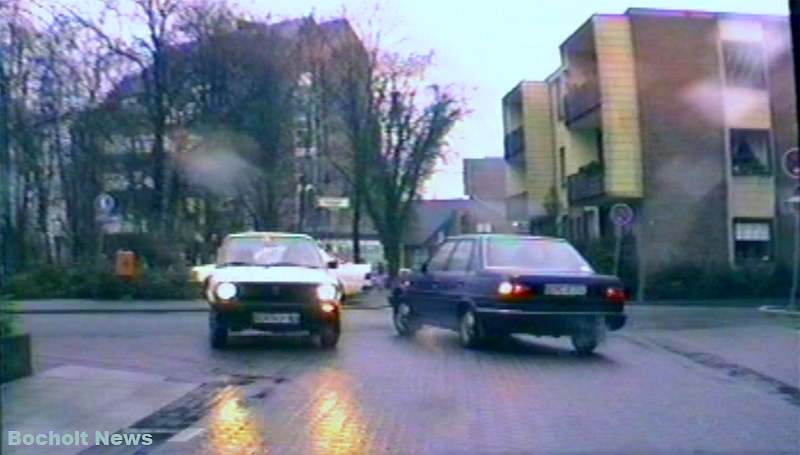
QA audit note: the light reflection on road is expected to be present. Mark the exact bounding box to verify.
[307,371,368,455]
[206,386,266,454]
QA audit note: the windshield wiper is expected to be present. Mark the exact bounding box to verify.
[261,262,319,268]
[218,261,253,267]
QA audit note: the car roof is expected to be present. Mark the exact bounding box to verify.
[224,231,313,240]
[446,233,565,242]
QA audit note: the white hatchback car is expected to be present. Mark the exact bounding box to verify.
[205,232,343,349]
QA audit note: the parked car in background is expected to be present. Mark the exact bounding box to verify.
[190,263,216,284]
[389,234,628,355]
[206,232,343,349]
[317,247,372,297]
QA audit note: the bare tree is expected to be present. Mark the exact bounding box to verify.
[65,0,187,233]
[327,45,464,276]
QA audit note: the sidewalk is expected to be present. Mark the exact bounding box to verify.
[2,291,391,314]
[2,365,199,455]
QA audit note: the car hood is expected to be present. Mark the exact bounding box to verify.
[211,266,337,285]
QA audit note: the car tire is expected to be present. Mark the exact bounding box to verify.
[314,323,340,349]
[209,311,228,350]
[393,302,421,336]
[459,309,484,349]
[571,330,598,356]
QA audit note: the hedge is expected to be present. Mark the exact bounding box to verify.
[645,264,792,300]
[1,264,195,300]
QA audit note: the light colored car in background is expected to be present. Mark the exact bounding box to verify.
[190,263,216,285]
[318,247,372,297]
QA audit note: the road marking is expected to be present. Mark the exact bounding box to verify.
[169,427,206,442]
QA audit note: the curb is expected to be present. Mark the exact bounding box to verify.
[758,305,800,317]
[2,307,208,314]
[2,305,391,315]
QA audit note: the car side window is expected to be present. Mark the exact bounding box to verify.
[428,241,457,272]
[447,240,474,273]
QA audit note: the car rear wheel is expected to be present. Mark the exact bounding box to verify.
[393,302,420,336]
[209,311,228,349]
[314,323,340,349]
[459,309,484,349]
[571,331,598,356]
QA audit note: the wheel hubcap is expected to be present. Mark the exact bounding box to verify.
[461,312,475,342]
[396,304,410,330]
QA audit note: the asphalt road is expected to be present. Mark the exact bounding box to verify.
[6,299,800,454]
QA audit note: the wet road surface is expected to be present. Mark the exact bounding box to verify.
[6,301,800,454]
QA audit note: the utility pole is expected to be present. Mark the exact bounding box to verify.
[789,1,800,309]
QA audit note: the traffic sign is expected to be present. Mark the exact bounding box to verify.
[95,193,116,215]
[783,148,800,179]
[317,197,350,210]
[610,203,635,227]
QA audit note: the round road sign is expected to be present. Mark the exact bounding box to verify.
[782,148,800,179]
[610,203,635,227]
[95,193,116,215]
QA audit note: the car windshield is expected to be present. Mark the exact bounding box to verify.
[484,238,594,273]
[217,236,323,268]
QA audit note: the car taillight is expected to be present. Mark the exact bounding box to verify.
[320,302,337,313]
[498,281,534,300]
[605,287,627,303]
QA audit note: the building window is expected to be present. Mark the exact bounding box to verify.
[733,219,772,263]
[559,147,566,187]
[730,129,771,176]
[722,41,766,89]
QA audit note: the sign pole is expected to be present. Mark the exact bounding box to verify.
[783,148,800,310]
[791,202,799,310]
[613,224,622,276]
[609,203,635,296]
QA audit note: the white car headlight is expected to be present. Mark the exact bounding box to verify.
[215,282,237,300]
[316,283,338,301]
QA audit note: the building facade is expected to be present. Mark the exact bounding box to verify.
[502,8,796,280]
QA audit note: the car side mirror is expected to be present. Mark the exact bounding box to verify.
[420,263,428,274]
[327,260,339,269]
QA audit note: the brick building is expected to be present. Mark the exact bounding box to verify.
[502,8,796,283]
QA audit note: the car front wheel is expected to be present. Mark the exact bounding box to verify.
[209,311,228,349]
[459,309,484,349]
[393,302,420,336]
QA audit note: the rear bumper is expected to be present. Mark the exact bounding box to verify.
[210,301,339,333]
[476,307,626,335]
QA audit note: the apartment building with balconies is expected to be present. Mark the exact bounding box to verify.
[502,8,796,281]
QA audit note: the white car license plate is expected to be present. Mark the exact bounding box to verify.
[544,284,587,296]
[253,313,300,324]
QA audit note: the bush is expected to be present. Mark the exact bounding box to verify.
[576,241,615,275]
[0,264,195,300]
[0,300,18,337]
[647,264,791,300]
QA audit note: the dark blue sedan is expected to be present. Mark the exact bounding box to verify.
[389,234,628,355]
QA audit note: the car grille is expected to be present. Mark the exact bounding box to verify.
[236,283,316,303]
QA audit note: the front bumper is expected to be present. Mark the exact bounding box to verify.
[476,307,626,335]
[210,301,340,333]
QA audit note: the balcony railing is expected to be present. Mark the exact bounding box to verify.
[564,81,600,124]
[567,166,605,203]
[503,127,525,160]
